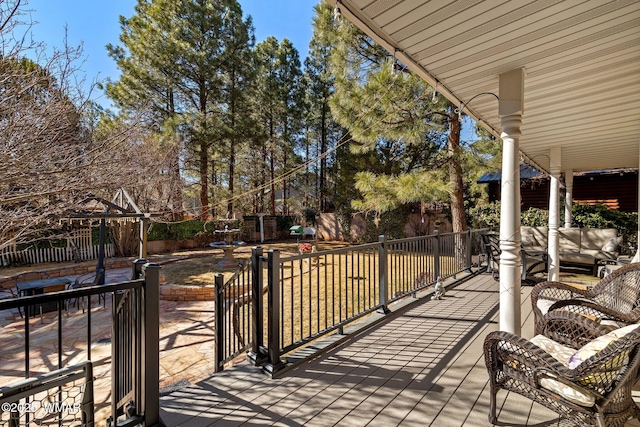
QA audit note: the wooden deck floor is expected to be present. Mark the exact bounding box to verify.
[159,273,640,426]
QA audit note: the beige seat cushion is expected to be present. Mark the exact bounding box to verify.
[567,323,640,369]
[536,299,556,316]
[530,334,575,365]
[559,252,594,265]
[530,334,595,406]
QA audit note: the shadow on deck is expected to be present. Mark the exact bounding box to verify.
[159,273,640,426]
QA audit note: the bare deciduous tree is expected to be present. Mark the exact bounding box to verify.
[0,0,176,251]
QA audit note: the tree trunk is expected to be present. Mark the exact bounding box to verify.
[228,140,235,217]
[228,68,236,217]
[199,139,209,220]
[282,137,288,215]
[448,114,468,267]
[448,115,467,233]
[269,118,276,216]
[259,141,266,213]
[320,102,327,212]
[305,127,310,207]
[167,90,183,221]
[169,142,183,220]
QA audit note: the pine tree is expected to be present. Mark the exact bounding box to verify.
[107,0,252,220]
[217,4,255,217]
[315,3,495,234]
[304,5,343,212]
[253,37,306,216]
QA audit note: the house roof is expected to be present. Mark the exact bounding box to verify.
[326,0,640,174]
[477,165,638,183]
[477,164,544,183]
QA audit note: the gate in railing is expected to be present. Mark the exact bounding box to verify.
[214,229,489,375]
[0,259,161,427]
[213,250,261,372]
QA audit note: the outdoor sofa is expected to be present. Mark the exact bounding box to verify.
[521,226,622,276]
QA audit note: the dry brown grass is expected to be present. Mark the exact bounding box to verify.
[160,240,348,287]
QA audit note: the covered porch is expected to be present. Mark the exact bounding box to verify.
[160,272,640,426]
[324,0,640,336]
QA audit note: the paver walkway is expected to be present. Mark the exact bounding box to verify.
[0,266,219,424]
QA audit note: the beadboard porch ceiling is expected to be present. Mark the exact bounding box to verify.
[325,0,640,174]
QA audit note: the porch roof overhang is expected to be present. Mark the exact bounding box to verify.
[325,0,640,173]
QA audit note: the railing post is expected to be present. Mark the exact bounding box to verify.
[377,235,390,314]
[132,258,147,280]
[214,274,225,373]
[263,250,285,376]
[465,230,473,271]
[141,263,161,427]
[434,230,441,280]
[248,247,267,366]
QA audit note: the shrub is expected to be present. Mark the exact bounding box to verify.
[571,203,637,254]
[466,202,501,229]
[521,207,548,226]
[275,215,295,232]
[147,222,170,241]
[358,207,408,243]
[147,220,220,241]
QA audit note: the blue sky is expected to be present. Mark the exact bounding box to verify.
[25,0,319,105]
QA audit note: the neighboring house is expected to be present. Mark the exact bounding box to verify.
[478,165,638,212]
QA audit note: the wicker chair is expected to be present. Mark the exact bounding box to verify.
[484,311,640,427]
[531,263,640,334]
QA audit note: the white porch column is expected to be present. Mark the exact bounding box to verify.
[635,144,640,262]
[564,169,573,228]
[499,68,525,335]
[548,148,561,281]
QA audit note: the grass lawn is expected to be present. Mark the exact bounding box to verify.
[160,240,348,286]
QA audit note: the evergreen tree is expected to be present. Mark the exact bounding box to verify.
[315,3,498,233]
[304,5,343,212]
[217,4,255,217]
[253,37,306,215]
[107,0,253,220]
[276,39,306,216]
[106,0,185,218]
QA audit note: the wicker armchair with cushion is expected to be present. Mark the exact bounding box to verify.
[531,263,640,334]
[484,311,640,427]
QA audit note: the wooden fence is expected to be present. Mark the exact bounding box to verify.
[0,229,115,267]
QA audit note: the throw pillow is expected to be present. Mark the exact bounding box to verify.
[601,236,623,252]
[522,233,537,247]
[568,323,639,369]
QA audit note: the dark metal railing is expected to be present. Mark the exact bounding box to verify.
[213,229,490,375]
[385,234,438,301]
[262,241,383,376]
[253,229,489,376]
[0,362,94,427]
[0,259,161,427]
[214,253,257,372]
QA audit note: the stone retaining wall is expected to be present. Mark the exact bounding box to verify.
[160,284,215,301]
[0,259,133,290]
